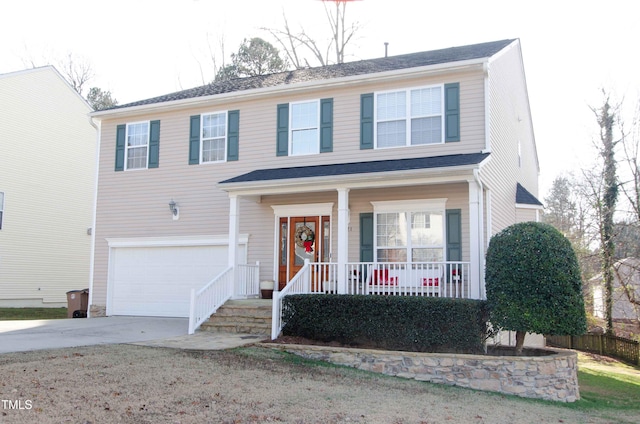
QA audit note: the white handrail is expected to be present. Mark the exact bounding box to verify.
[236,261,260,297]
[271,260,312,339]
[188,267,233,334]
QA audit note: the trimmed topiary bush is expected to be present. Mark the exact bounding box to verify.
[485,221,586,354]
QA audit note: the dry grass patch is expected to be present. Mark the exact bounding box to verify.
[0,344,638,423]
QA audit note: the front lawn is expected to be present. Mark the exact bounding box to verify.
[0,307,68,320]
[565,352,640,417]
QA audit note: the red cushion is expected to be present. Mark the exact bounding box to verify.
[422,278,439,287]
[370,269,397,285]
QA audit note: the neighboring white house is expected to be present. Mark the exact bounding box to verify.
[0,66,96,307]
[88,38,542,326]
[593,258,640,322]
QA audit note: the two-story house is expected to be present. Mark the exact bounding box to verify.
[0,66,96,307]
[88,39,542,335]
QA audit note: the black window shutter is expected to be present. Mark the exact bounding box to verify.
[148,120,160,168]
[360,212,374,262]
[319,98,333,153]
[446,209,462,261]
[189,115,201,165]
[115,124,126,171]
[359,212,374,282]
[227,110,240,161]
[360,93,374,149]
[276,103,289,156]
[445,83,460,143]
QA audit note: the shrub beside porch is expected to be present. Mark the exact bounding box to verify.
[274,294,580,402]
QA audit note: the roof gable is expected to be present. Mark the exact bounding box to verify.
[109,39,516,111]
[516,183,543,206]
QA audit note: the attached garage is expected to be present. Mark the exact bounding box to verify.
[106,236,247,317]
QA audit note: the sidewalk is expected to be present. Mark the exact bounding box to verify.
[131,331,269,350]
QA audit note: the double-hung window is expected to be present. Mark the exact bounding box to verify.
[360,82,459,150]
[115,120,160,171]
[125,122,150,170]
[201,111,227,163]
[376,85,443,148]
[276,98,333,156]
[189,110,239,164]
[372,200,446,263]
[290,100,319,155]
[0,192,4,230]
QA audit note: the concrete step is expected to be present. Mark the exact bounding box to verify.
[199,299,272,335]
[200,321,271,335]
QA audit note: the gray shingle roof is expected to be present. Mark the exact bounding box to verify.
[219,152,490,185]
[516,183,543,206]
[112,39,515,110]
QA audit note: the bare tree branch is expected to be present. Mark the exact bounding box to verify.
[58,53,94,96]
[262,1,361,68]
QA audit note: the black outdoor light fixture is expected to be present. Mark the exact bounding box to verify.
[168,199,179,217]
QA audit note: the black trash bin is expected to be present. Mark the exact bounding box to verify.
[66,289,89,318]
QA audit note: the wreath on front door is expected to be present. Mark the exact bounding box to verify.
[295,225,315,253]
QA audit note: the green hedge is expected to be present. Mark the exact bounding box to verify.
[281,294,488,354]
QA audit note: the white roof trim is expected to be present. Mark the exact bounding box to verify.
[515,203,544,210]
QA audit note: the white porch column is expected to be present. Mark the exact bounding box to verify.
[228,194,239,298]
[337,188,350,294]
[468,180,481,299]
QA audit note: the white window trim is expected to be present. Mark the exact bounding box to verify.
[271,203,334,217]
[200,110,228,164]
[289,99,320,156]
[371,199,447,262]
[374,84,445,149]
[125,121,150,171]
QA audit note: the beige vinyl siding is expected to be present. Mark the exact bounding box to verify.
[91,66,487,307]
[0,67,95,305]
[481,41,539,237]
[515,207,538,223]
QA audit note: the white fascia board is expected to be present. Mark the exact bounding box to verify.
[515,203,544,210]
[90,59,487,120]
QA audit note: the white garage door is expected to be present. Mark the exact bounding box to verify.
[109,243,241,317]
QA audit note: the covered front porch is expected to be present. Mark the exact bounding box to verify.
[191,154,490,336]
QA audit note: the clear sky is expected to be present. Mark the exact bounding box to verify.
[2,0,639,198]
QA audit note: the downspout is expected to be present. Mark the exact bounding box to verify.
[87,116,100,318]
[473,169,486,299]
[482,61,491,154]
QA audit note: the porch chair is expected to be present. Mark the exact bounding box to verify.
[421,266,443,296]
[369,268,398,286]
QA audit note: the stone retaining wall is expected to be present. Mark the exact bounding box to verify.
[265,344,579,402]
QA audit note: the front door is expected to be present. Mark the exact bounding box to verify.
[278,216,330,290]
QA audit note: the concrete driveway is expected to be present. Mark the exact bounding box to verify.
[0,316,189,354]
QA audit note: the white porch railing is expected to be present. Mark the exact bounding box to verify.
[188,267,233,334]
[236,261,260,298]
[271,261,471,339]
[271,261,313,339]
[188,262,261,334]
[345,261,470,298]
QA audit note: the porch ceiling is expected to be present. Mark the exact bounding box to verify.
[218,152,490,197]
